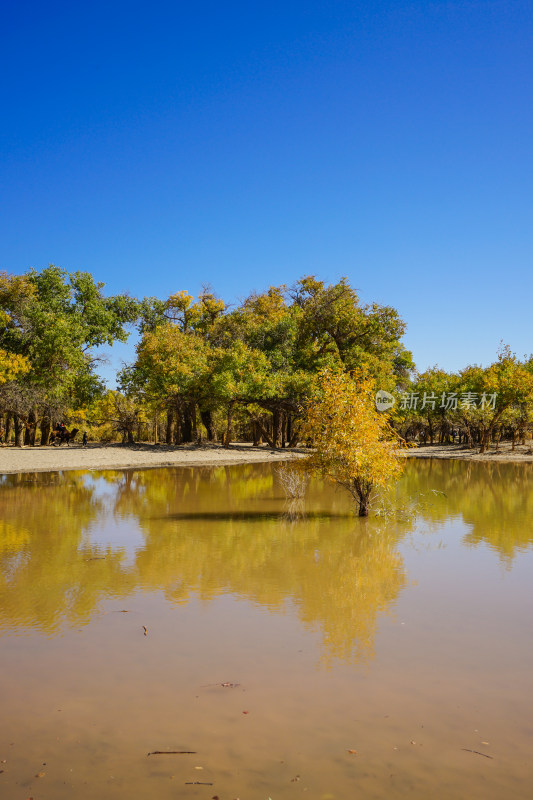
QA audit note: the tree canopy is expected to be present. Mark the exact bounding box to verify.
[299,369,405,515]
[1,266,532,456]
[120,275,413,449]
[0,265,139,444]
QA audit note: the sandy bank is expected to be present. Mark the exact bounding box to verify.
[403,442,533,463]
[0,442,304,475]
[0,440,532,476]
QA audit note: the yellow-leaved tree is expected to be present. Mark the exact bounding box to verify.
[301,369,405,516]
[0,348,30,384]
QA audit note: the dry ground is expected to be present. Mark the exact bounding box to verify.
[0,440,532,476]
[402,441,533,462]
[0,441,305,475]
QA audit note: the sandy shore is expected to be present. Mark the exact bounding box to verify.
[0,442,304,475]
[0,440,532,475]
[403,442,533,462]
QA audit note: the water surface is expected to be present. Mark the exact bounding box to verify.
[1,460,532,799]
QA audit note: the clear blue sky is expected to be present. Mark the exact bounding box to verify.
[1,0,532,384]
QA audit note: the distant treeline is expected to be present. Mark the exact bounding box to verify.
[0,266,532,450]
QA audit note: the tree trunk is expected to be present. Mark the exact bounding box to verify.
[200,409,215,441]
[166,407,175,444]
[354,478,372,517]
[247,411,274,448]
[40,414,51,446]
[28,409,37,446]
[252,420,262,446]
[180,405,193,443]
[14,415,24,447]
[224,402,234,448]
[288,425,301,448]
[358,501,370,517]
[5,414,13,445]
[191,402,198,442]
[272,409,282,449]
[174,410,182,444]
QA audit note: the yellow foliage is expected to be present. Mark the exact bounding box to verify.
[167,289,193,312]
[301,369,405,515]
[0,348,30,384]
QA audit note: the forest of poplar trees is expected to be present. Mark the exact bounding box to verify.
[1,265,532,450]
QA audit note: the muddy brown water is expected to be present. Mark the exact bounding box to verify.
[0,459,532,799]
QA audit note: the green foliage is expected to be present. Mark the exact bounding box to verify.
[3,266,533,454]
[135,324,212,402]
[394,345,533,451]
[124,275,413,446]
[0,265,139,441]
[2,265,532,457]
[0,265,138,393]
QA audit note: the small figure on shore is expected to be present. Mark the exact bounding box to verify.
[82,431,88,448]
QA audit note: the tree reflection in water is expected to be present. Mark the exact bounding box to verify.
[0,464,410,664]
[400,458,533,563]
[1,459,531,661]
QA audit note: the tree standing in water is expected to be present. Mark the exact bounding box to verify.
[301,369,405,516]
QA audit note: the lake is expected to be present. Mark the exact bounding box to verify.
[1,459,532,799]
